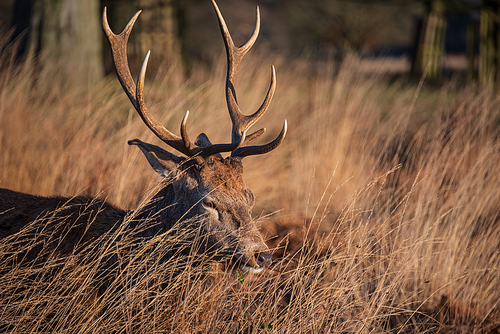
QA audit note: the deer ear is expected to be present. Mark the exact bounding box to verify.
[195,133,223,159]
[128,139,184,178]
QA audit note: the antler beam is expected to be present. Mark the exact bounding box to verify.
[103,7,244,159]
[210,0,287,158]
[103,1,286,161]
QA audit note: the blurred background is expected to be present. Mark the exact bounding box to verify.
[2,0,500,90]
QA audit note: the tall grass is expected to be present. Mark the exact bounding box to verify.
[1,44,499,332]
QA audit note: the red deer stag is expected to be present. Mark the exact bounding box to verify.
[0,0,286,273]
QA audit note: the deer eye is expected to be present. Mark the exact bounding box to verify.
[203,199,217,211]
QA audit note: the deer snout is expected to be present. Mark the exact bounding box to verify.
[255,251,272,268]
[237,246,272,274]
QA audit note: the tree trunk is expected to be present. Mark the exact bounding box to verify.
[479,1,500,86]
[137,0,184,84]
[411,0,447,80]
[101,0,184,84]
[466,18,479,82]
[13,0,103,92]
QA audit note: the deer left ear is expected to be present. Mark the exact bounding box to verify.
[128,139,184,178]
[195,133,223,159]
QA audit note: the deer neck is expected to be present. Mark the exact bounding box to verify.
[128,184,179,238]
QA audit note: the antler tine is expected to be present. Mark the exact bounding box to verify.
[102,7,141,107]
[211,1,286,159]
[241,65,277,139]
[136,51,191,155]
[103,7,191,156]
[234,65,276,145]
[232,120,287,158]
[180,111,192,152]
[211,0,276,144]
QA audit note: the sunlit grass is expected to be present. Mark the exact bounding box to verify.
[1,46,499,332]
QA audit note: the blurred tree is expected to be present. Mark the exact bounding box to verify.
[11,0,185,91]
[478,0,500,85]
[409,0,500,84]
[102,0,184,82]
[411,0,447,79]
[12,0,103,91]
[286,0,421,55]
[137,0,184,83]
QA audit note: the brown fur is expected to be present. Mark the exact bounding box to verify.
[0,155,271,271]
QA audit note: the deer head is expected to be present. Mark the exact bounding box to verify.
[102,0,286,273]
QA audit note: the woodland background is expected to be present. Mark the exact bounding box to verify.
[2,0,495,88]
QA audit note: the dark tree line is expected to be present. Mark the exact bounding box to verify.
[411,0,500,84]
[10,0,184,91]
[9,0,500,90]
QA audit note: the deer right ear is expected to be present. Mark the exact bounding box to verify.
[128,139,184,178]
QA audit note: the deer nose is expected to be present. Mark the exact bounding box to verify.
[255,251,272,268]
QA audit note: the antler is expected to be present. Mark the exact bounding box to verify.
[102,1,286,160]
[102,7,244,159]
[210,0,287,158]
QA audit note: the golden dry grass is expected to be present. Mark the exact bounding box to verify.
[1,42,500,332]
